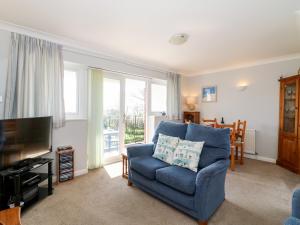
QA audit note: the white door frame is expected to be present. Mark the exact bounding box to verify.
[103,72,150,165]
[103,72,125,165]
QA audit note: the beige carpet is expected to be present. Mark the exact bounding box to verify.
[22,159,300,225]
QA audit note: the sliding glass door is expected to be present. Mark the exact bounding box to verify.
[125,79,146,144]
[103,74,146,163]
[103,77,124,163]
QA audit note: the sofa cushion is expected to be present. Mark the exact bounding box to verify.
[185,124,230,149]
[156,166,197,195]
[185,124,230,168]
[152,121,187,145]
[153,133,179,164]
[131,170,195,210]
[172,139,205,172]
[130,156,169,180]
[197,146,230,169]
[292,189,300,219]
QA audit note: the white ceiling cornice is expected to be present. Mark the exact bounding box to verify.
[1,19,298,78]
[185,53,300,77]
[0,20,175,75]
[0,0,299,75]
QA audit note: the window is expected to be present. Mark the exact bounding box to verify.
[64,70,78,114]
[151,82,167,113]
[63,63,88,120]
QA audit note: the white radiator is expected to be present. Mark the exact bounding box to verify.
[244,129,256,155]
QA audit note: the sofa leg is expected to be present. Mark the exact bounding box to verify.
[128,180,133,186]
[197,221,208,225]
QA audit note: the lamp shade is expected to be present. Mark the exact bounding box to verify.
[186,96,197,105]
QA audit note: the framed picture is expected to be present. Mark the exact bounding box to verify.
[202,86,217,102]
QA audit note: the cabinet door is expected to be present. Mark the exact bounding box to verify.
[279,135,298,166]
[280,78,298,136]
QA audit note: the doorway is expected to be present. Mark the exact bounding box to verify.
[103,74,146,164]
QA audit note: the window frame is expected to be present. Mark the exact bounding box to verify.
[64,69,79,115]
[149,79,167,115]
[64,62,88,120]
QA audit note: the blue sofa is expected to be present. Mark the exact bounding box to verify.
[127,121,230,225]
[285,189,300,225]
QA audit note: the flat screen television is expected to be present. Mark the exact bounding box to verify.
[0,116,52,170]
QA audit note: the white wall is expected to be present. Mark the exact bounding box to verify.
[182,58,300,160]
[51,120,88,175]
[0,28,168,175]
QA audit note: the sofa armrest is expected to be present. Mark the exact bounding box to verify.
[194,159,229,220]
[292,189,300,219]
[127,144,154,160]
[196,160,229,183]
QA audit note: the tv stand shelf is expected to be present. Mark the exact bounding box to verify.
[0,158,53,210]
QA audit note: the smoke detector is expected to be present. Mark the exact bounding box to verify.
[169,33,189,45]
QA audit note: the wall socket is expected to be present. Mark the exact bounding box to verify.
[0,96,3,103]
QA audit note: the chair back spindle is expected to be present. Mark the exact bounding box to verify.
[216,122,236,144]
[216,122,236,171]
[236,120,247,143]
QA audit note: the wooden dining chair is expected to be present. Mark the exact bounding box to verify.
[216,122,236,171]
[0,207,22,225]
[202,118,217,127]
[234,120,247,165]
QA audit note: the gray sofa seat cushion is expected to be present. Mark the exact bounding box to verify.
[130,156,169,180]
[156,166,197,195]
[185,124,230,169]
[152,121,187,145]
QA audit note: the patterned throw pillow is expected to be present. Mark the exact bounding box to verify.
[152,133,179,164]
[172,139,205,172]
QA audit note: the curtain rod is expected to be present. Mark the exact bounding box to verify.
[88,66,154,80]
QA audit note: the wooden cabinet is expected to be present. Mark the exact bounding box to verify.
[183,111,200,124]
[277,75,300,173]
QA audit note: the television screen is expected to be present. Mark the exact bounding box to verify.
[0,116,52,170]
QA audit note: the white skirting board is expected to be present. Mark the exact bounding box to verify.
[74,168,89,177]
[244,153,276,163]
[243,129,276,163]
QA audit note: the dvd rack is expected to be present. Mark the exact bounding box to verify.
[56,146,74,183]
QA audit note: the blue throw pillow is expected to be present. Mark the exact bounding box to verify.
[152,121,187,145]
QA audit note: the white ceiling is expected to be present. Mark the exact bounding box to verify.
[0,0,300,76]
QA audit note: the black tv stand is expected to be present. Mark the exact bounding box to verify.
[12,158,37,169]
[0,158,53,210]
[11,157,47,170]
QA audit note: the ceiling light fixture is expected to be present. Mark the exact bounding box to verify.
[169,33,189,45]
